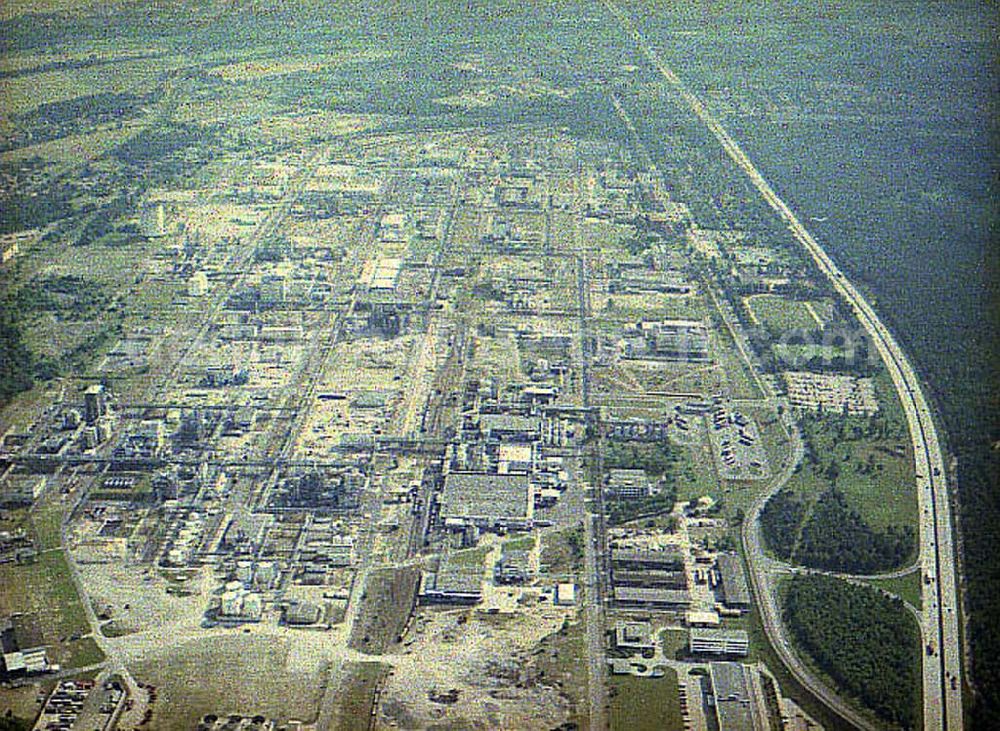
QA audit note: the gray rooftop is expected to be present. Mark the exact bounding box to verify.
[690,628,749,643]
[611,548,685,568]
[716,553,751,606]
[612,586,690,606]
[479,413,542,437]
[710,662,759,731]
[440,472,532,522]
[430,552,485,596]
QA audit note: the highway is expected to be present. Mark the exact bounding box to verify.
[603,2,964,729]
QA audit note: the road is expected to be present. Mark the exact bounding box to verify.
[574,168,609,731]
[44,147,332,728]
[602,2,963,729]
[152,145,330,403]
[57,506,150,728]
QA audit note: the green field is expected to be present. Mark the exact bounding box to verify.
[134,635,321,730]
[867,570,923,610]
[745,294,821,335]
[32,503,65,550]
[335,662,389,731]
[789,414,917,534]
[64,636,106,668]
[503,534,536,551]
[609,670,683,731]
[444,546,489,568]
[710,324,764,399]
[532,620,590,730]
[0,548,100,668]
[539,525,584,578]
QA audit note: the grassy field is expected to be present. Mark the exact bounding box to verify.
[0,546,100,668]
[0,679,58,728]
[531,619,590,730]
[0,124,140,164]
[63,636,105,668]
[0,542,82,636]
[31,502,64,551]
[609,669,683,731]
[672,441,722,505]
[603,292,710,322]
[334,661,389,731]
[710,325,764,399]
[0,53,184,116]
[134,635,321,730]
[745,294,821,335]
[539,525,584,579]
[444,546,490,568]
[503,534,537,552]
[867,570,923,610]
[349,567,420,654]
[786,415,918,534]
[772,342,851,367]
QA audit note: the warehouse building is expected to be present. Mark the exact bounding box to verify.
[613,569,687,589]
[710,662,764,731]
[689,628,749,657]
[421,553,484,605]
[612,586,691,609]
[494,547,533,585]
[611,548,685,571]
[716,553,751,611]
[620,319,710,362]
[439,472,534,531]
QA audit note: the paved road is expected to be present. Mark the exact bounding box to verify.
[602,2,963,729]
[574,171,609,731]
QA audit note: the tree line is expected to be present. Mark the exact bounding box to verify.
[784,574,919,729]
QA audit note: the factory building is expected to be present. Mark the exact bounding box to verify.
[479,414,543,443]
[421,553,484,605]
[689,628,750,657]
[613,621,655,652]
[716,553,751,611]
[438,472,534,531]
[620,319,710,362]
[84,384,107,425]
[612,586,691,609]
[709,662,765,731]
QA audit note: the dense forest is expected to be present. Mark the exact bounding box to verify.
[796,488,915,574]
[761,486,915,574]
[0,313,34,404]
[758,487,805,560]
[784,574,919,729]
